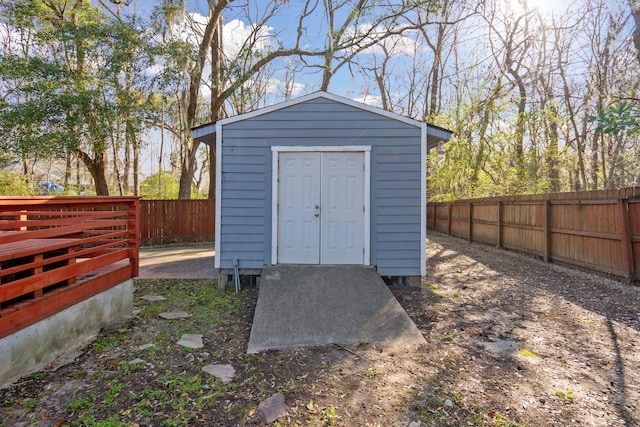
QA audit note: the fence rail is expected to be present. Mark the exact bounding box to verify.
[139,199,215,246]
[427,187,640,282]
[0,196,139,339]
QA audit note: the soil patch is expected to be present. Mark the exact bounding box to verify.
[1,232,639,426]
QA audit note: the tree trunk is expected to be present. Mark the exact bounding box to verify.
[133,134,140,196]
[177,1,229,199]
[76,149,110,195]
[546,104,560,192]
[64,150,72,190]
[629,0,640,65]
[178,144,199,198]
[208,22,222,200]
[428,21,445,117]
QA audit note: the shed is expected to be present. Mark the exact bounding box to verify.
[193,91,452,280]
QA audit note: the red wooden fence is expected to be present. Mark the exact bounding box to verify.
[427,187,640,283]
[139,199,215,246]
[0,197,139,339]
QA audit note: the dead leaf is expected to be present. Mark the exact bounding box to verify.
[306,399,316,413]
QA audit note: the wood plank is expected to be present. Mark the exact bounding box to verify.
[543,200,551,262]
[0,249,128,303]
[618,199,635,281]
[0,238,83,262]
[0,265,132,339]
[0,219,128,244]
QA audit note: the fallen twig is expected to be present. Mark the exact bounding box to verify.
[333,342,361,358]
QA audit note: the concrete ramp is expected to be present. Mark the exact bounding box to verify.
[247,265,426,353]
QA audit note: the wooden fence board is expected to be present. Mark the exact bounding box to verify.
[139,199,215,246]
[428,186,640,282]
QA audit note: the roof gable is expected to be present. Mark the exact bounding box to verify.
[192,91,453,149]
[218,91,424,128]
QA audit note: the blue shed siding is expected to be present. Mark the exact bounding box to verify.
[218,96,424,275]
[371,142,422,275]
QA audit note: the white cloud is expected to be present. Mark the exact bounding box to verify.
[346,24,423,57]
[222,19,275,62]
[353,94,384,109]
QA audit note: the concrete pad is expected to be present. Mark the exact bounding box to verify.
[247,265,426,353]
[137,245,215,279]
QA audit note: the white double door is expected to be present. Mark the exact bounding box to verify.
[277,151,365,265]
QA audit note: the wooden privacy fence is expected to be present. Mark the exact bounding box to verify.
[427,187,640,282]
[139,199,215,246]
[0,196,139,339]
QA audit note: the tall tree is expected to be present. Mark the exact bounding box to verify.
[0,0,155,195]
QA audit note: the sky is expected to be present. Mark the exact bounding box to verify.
[106,0,417,100]
[101,0,429,178]
[25,0,599,183]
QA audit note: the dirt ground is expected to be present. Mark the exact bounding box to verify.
[1,232,640,426]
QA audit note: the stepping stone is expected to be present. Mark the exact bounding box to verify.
[138,344,155,351]
[177,334,203,349]
[129,358,145,365]
[140,295,166,302]
[202,364,236,384]
[258,393,288,424]
[477,339,519,354]
[159,311,190,319]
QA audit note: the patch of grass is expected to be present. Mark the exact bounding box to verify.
[66,393,97,412]
[165,418,189,427]
[73,414,127,427]
[489,411,529,427]
[363,367,384,378]
[116,360,142,376]
[136,279,239,327]
[440,331,455,341]
[103,382,125,406]
[157,373,209,397]
[153,334,170,343]
[320,405,337,426]
[139,304,164,316]
[415,391,528,427]
[91,329,130,353]
[142,387,164,400]
[205,378,235,401]
[555,390,575,403]
[21,398,37,410]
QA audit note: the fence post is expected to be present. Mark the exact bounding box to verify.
[543,200,551,262]
[129,199,140,277]
[618,198,635,283]
[468,202,473,242]
[497,201,502,248]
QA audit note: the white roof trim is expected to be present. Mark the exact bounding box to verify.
[216,91,425,129]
